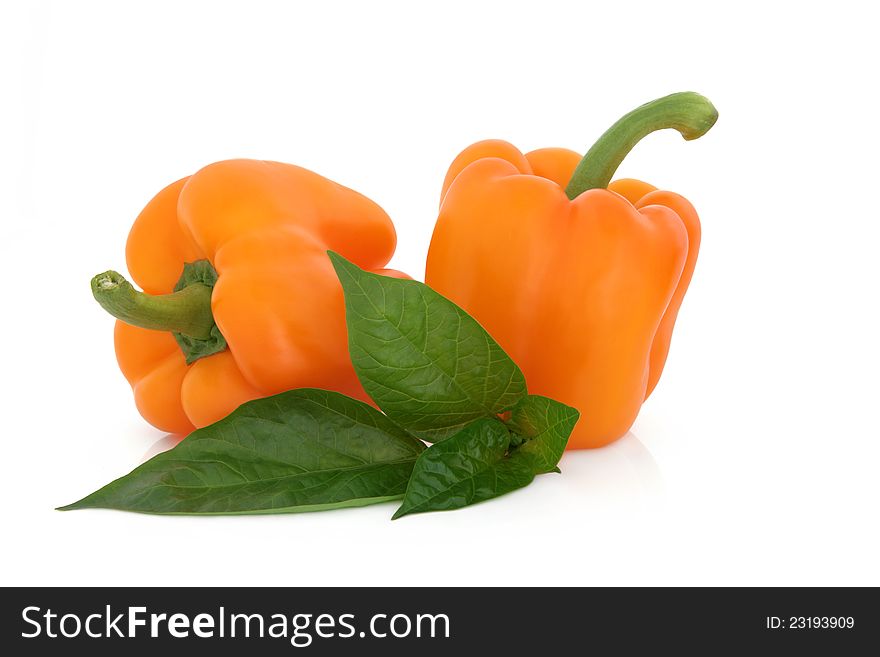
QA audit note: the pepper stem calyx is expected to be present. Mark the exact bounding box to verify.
[91,260,227,364]
[565,91,718,199]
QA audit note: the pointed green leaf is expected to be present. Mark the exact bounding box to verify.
[59,389,425,515]
[392,418,535,519]
[329,251,527,442]
[506,395,580,474]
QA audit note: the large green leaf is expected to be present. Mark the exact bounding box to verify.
[329,252,527,442]
[60,389,425,515]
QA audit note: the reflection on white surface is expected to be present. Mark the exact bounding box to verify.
[140,433,185,463]
[558,431,664,506]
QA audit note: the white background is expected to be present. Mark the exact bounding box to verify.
[2,0,878,586]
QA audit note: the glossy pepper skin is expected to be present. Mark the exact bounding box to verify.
[93,159,406,434]
[426,93,716,449]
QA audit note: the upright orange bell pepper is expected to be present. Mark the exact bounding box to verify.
[92,159,406,434]
[425,92,717,449]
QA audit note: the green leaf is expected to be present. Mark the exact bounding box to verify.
[392,396,580,519]
[392,418,535,519]
[329,251,527,442]
[506,395,580,474]
[59,389,425,515]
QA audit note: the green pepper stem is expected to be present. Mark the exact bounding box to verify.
[564,92,718,199]
[91,270,215,339]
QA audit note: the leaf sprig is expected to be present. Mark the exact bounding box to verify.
[61,253,579,519]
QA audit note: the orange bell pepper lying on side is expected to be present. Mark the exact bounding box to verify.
[91,159,406,434]
[425,92,717,449]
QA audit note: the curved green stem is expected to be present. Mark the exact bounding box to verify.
[91,270,215,339]
[565,92,718,199]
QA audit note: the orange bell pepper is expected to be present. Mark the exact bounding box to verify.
[91,159,406,434]
[425,92,717,449]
